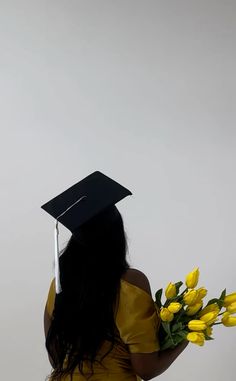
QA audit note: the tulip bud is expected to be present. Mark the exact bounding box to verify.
[195,287,208,303]
[165,282,177,299]
[185,267,199,289]
[168,302,182,314]
[200,311,218,326]
[188,320,207,331]
[187,332,205,346]
[223,292,236,307]
[199,303,220,317]
[160,307,174,322]
[221,312,236,327]
[226,302,236,314]
[186,302,203,316]
[184,290,198,306]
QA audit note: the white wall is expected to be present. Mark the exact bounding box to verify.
[0,1,235,380]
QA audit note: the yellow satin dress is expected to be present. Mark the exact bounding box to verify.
[46,278,160,381]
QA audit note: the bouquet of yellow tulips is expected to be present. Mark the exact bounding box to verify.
[155,268,236,349]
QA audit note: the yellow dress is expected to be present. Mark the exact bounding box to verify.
[46,278,160,381]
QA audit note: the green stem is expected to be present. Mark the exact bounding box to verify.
[179,287,188,296]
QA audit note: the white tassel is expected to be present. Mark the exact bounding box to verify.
[54,220,62,294]
[54,195,87,294]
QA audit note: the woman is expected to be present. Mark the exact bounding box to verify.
[43,172,188,380]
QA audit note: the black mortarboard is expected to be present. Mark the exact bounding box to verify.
[41,171,132,293]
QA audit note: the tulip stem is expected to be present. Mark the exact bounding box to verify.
[179,288,188,296]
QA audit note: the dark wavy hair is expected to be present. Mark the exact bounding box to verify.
[45,206,130,381]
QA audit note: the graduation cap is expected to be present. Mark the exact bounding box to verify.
[41,171,132,293]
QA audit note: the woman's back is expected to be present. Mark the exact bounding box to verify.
[43,174,188,381]
[45,268,160,381]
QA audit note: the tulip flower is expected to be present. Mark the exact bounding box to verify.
[160,307,174,322]
[157,267,236,350]
[188,320,207,331]
[223,292,236,307]
[200,311,218,326]
[199,303,220,317]
[226,302,236,314]
[183,290,198,306]
[165,282,177,299]
[186,302,203,316]
[221,312,236,327]
[195,287,208,303]
[185,267,199,289]
[168,302,182,313]
[187,332,205,346]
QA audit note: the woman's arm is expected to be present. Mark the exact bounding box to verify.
[126,269,189,380]
[131,340,188,380]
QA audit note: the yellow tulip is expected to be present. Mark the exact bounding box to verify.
[184,290,198,306]
[221,312,236,327]
[199,303,220,317]
[223,292,236,307]
[200,311,218,326]
[226,302,236,314]
[160,307,174,322]
[165,282,177,299]
[185,267,199,289]
[188,320,207,331]
[168,302,182,313]
[195,287,208,303]
[186,302,203,316]
[187,332,205,346]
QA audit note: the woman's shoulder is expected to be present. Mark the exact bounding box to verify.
[121,268,152,297]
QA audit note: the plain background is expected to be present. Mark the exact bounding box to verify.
[0,1,235,380]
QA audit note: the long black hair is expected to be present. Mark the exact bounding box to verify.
[45,206,130,380]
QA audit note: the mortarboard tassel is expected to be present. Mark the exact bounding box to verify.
[54,220,62,294]
[54,195,87,294]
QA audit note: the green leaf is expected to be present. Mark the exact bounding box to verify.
[173,336,183,345]
[175,330,188,339]
[219,289,226,300]
[205,334,214,341]
[155,288,163,308]
[173,331,187,345]
[175,281,183,294]
[177,314,192,324]
[172,322,183,333]
[217,289,226,309]
[206,290,226,309]
[161,322,171,336]
[160,337,175,350]
[162,322,175,347]
[174,307,186,323]
[206,298,219,307]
